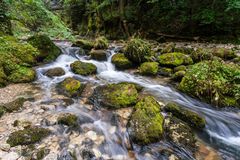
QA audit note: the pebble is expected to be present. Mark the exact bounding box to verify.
[0,143,10,151]
[86,131,97,141]
[0,152,19,160]
[43,153,58,160]
[109,126,116,134]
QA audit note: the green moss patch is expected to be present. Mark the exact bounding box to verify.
[57,113,78,127]
[70,61,97,76]
[158,52,193,67]
[128,96,164,145]
[139,62,159,76]
[111,53,133,70]
[58,77,84,97]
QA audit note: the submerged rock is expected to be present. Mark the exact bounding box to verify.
[70,61,97,76]
[158,52,193,67]
[44,67,65,77]
[111,53,133,70]
[128,96,164,145]
[7,127,50,147]
[165,117,197,153]
[165,103,206,129]
[27,34,61,63]
[0,97,27,113]
[57,113,78,127]
[89,83,139,109]
[125,38,152,64]
[58,77,84,97]
[90,49,108,61]
[139,62,159,76]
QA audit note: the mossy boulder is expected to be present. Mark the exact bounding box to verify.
[70,61,97,76]
[8,67,36,83]
[111,53,133,70]
[90,49,108,61]
[57,113,78,127]
[158,52,193,67]
[159,67,173,77]
[44,67,65,77]
[58,77,84,97]
[7,127,50,147]
[93,36,109,49]
[165,103,206,129]
[128,96,164,145]
[74,39,94,50]
[0,97,27,113]
[179,60,240,108]
[190,48,213,62]
[89,83,139,109]
[165,117,196,152]
[125,38,152,64]
[27,34,61,63]
[212,48,237,60]
[173,65,187,73]
[139,62,159,76]
[172,71,186,82]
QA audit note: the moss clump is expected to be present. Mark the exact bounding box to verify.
[7,127,50,147]
[173,65,187,73]
[179,60,240,108]
[59,77,84,97]
[93,36,109,49]
[128,96,164,145]
[0,1,12,35]
[74,39,94,50]
[125,38,152,64]
[111,53,133,70]
[57,113,78,127]
[165,103,206,129]
[139,62,159,76]
[190,48,213,62]
[159,67,173,77]
[0,67,7,87]
[44,67,65,78]
[165,117,196,152]
[8,67,36,83]
[70,61,97,76]
[212,48,236,60]
[0,97,27,113]
[28,34,61,63]
[172,71,186,82]
[158,52,193,67]
[90,49,108,61]
[90,83,139,109]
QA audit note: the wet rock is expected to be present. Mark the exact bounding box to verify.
[89,83,139,109]
[80,148,96,159]
[158,52,193,67]
[165,117,197,152]
[0,97,27,113]
[90,49,108,61]
[139,62,159,76]
[173,65,187,73]
[165,102,206,129]
[70,61,97,76]
[125,38,152,64]
[74,39,94,50]
[44,67,65,77]
[93,36,109,49]
[159,67,173,77]
[212,48,237,60]
[27,34,61,63]
[172,71,186,82]
[111,53,133,70]
[58,77,84,97]
[128,96,164,145]
[7,127,50,147]
[57,113,78,127]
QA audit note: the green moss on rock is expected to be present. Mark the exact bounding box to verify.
[111,53,133,70]
[174,65,187,73]
[93,36,109,49]
[8,67,36,83]
[172,71,186,82]
[0,1,12,35]
[74,39,94,50]
[7,127,50,147]
[90,83,139,109]
[128,96,164,145]
[28,34,61,63]
[0,97,27,113]
[179,60,240,108]
[159,67,173,77]
[44,67,65,78]
[70,61,97,76]
[158,52,193,67]
[165,103,206,129]
[212,48,236,60]
[57,113,78,127]
[59,77,84,97]
[125,38,152,64]
[139,62,159,76]
[190,48,213,62]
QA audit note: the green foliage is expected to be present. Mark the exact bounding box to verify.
[0,0,12,35]
[179,60,240,108]
[94,36,109,49]
[128,96,164,145]
[125,38,152,64]
[70,61,97,76]
[7,127,50,147]
[139,62,159,76]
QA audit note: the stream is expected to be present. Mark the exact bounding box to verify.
[35,42,240,160]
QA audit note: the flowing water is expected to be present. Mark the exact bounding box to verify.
[35,42,240,160]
